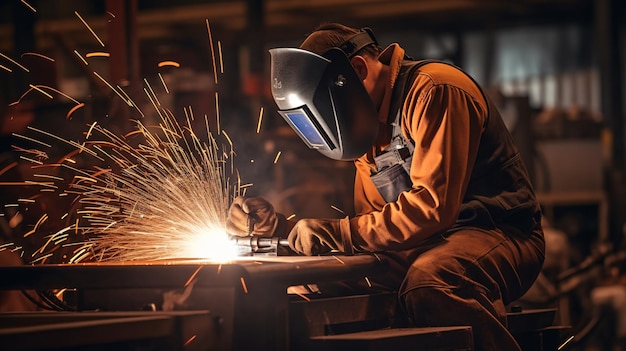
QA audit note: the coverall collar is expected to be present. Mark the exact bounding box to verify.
[369,43,406,153]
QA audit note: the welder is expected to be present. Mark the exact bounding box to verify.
[227,23,545,351]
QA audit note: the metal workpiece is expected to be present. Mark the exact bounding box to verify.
[0,255,391,351]
[0,254,388,291]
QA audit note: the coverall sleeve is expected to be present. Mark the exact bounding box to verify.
[350,78,486,252]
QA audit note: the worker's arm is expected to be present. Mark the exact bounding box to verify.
[350,75,487,252]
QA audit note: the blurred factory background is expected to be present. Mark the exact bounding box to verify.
[0,0,625,349]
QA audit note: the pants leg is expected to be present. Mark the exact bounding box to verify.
[398,226,545,351]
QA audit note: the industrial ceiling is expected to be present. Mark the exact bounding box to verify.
[0,0,595,51]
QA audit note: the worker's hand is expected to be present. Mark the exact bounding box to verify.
[288,217,352,256]
[226,196,285,237]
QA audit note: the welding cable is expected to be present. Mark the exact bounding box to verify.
[20,289,60,311]
[37,290,77,311]
[36,290,65,311]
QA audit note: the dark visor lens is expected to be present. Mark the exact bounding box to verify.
[278,106,334,150]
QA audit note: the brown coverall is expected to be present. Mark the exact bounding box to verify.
[346,43,546,350]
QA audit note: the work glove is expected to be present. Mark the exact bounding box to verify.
[288,217,354,256]
[226,196,287,237]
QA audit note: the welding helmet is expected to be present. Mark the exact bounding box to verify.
[268,29,379,161]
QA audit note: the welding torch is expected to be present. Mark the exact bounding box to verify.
[231,236,291,256]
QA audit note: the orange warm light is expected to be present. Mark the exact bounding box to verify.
[85,52,110,58]
[158,61,181,68]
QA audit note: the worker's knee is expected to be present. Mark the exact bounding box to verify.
[400,251,464,294]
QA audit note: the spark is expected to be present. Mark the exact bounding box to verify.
[31,253,53,264]
[73,50,89,66]
[29,84,54,99]
[364,276,372,288]
[143,78,160,107]
[34,174,64,181]
[158,61,180,68]
[222,130,233,149]
[256,107,263,133]
[183,335,197,347]
[93,72,132,106]
[158,73,169,94]
[85,52,110,58]
[20,0,36,12]
[116,86,144,117]
[20,155,43,165]
[0,64,12,72]
[215,92,220,134]
[0,161,18,177]
[4,16,249,265]
[55,289,67,300]
[286,214,296,221]
[273,151,282,164]
[13,132,51,148]
[330,205,345,214]
[23,214,48,238]
[85,121,98,139]
[7,92,241,263]
[11,85,81,105]
[332,255,345,264]
[184,106,193,122]
[75,11,105,47]
[66,103,85,120]
[21,52,54,62]
[27,126,97,157]
[205,19,218,85]
[0,52,30,72]
[185,266,203,288]
[240,277,248,294]
[218,41,224,74]
[559,335,575,350]
[0,242,15,251]
[294,292,311,302]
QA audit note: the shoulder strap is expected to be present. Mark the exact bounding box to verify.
[388,59,441,148]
